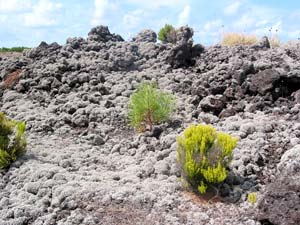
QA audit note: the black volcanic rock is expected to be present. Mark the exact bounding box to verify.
[132,29,157,43]
[87,25,124,42]
[249,69,281,95]
[257,145,300,225]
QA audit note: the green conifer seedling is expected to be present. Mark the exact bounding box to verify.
[177,124,238,194]
[128,82,176,132]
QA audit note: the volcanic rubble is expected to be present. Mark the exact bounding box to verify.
[0,26,299,225]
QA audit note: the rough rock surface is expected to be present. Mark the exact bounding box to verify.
[132,29,157,43]
[87,26,124,42]
[257,145,300,225]
[0,26,300,225]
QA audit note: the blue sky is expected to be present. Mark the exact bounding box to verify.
[1,0,300,47]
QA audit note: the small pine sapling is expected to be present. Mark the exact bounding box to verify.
[128,82,176,132]
[177,124,238,194]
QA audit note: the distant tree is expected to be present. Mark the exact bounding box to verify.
[158,24,177,44]
[0,47,30,53]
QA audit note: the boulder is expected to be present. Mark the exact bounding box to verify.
[257,145,300,225]
[191,44,205,58]
[26,41,61,59]
[249,69,281,95]
[199,95,226,115]
[166,26,194,68]
[251,36,270,50]
[87,26,124,42]
[292,90,300,103]
[132,29,157,43]
[259,36,271,49]
[175,26,194,45]
[66,37,86,49]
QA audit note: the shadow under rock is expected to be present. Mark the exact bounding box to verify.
[219,171,259,203]
[190,171,258,204]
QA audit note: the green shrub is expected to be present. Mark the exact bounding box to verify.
[128,82,176,132]
[177,124,238,194]
[158,24,177,43]
[0,47,30,53]
[0,112,27,169]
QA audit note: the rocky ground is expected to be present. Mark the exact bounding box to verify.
[0,26,299,225]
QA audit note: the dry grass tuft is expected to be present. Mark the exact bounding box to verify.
[3,69,22,89]
[269,36,281,48]
[221,32,258,46]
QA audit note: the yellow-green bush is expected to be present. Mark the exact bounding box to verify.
[0,112,27,169]
[177,124,238,194]
[247,192,257,204]
[221,32,258,46]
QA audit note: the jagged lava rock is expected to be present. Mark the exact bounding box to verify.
[257,145,300,225]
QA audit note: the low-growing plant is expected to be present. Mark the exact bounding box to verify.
[158,24,177,44]
[0,47,30,53]
[247,192,257,204]
[128,82,176,132]
[221,32,258,46]
[177,124,238,194]
[0,112,27,169]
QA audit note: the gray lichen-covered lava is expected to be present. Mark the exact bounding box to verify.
[0,26,299,225]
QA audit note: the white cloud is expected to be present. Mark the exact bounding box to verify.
[0,14,7,23]
[91,0,119,26]
[270,21,282,32]
[197,19,224,45]
[123,9,144,29]
[0,0,32,13]
[233,14,255,30]
[204,19,223,31]
[224,1,241,16]
[178,5,191,26]
[290,10,300,20]
[23,0,62,27]
[286,30,300,39]
[91,0,109,26]
[255,20,269,27]
[126,0,185,9]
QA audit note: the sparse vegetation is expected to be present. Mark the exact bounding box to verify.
[248,192,257,204]
[3,69,22,89]
[158,24,177,43]
[269,36,281,48]
[268,27,281,48]
[177,124,238,194]
[0,112,27,169]
[128,82,176,132]
[0,47,30,53]
[221,32,258,46]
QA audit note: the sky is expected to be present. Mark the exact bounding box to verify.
[1,0,300,47]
